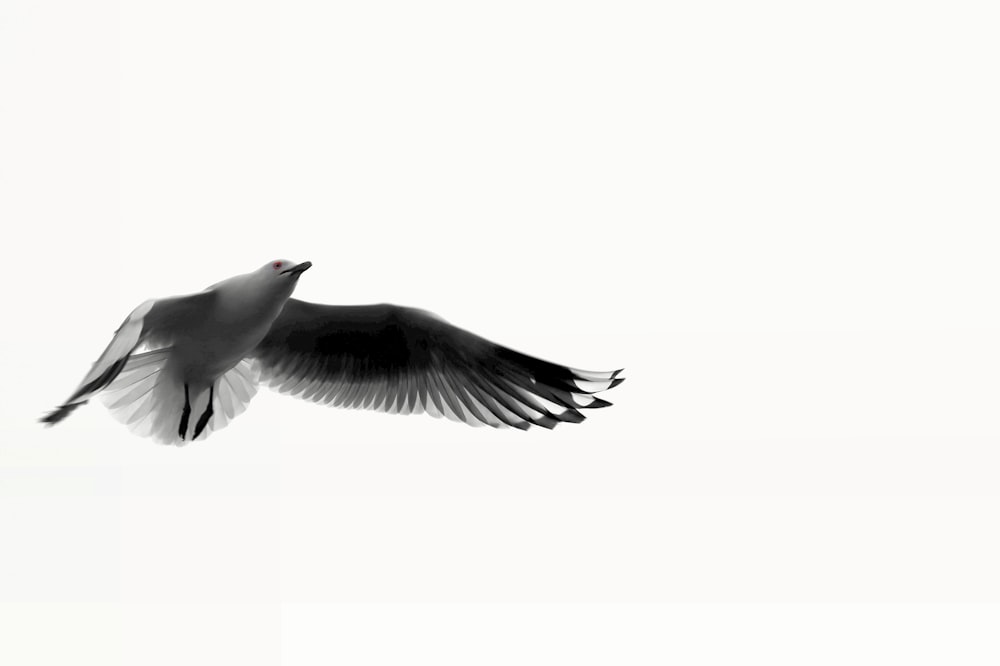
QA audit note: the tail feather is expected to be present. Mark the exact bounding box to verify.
[99,353,259,445]
[191,359,260,442]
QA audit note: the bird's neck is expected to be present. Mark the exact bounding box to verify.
[215,277,291,329]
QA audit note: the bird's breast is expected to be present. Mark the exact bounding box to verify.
[172,307,279,382]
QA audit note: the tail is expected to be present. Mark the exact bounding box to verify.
[99,353,259,445]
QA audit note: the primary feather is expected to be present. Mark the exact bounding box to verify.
[253,300,624,430]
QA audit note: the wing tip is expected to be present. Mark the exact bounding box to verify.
[569,367,625,381]
[533,414,561,429]
[556,408,586,424]
[40,401,87,426]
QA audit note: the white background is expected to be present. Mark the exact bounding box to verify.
[2,0,1000,663]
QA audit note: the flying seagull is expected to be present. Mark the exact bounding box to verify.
[41,260,625,445]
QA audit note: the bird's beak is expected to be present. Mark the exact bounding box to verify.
[281,261,312,277]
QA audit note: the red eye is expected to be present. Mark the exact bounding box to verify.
[273,261,283,270]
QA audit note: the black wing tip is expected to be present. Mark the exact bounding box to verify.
[503,408,589,431]
[586,397,614,409]
[569,367,625,380]
[532,414,561,429]
[557,409,586,424]
[39,401,86,426]
[562,370,626,394]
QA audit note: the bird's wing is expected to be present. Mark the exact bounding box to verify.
[251,299,625,430]
[41,291,216,425]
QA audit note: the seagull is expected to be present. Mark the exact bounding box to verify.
[41,260,625,445]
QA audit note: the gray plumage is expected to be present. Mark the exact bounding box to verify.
[42,260,624,445]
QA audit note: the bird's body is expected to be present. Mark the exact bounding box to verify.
[168,291,277,382]
[43,260,624,445]
[149,299,273,441]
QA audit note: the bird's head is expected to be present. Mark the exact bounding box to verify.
[252,259,312,298]
[210,259,314,322]
[262,259,312,279]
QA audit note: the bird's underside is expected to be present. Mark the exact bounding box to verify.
[41,261,624,445]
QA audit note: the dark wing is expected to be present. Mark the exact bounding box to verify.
[251,300,625,430]
[41,291,216,425]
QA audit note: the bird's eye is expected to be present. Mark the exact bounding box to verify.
[273,261,283,270]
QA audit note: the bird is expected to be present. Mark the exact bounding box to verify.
[41,260,625,445]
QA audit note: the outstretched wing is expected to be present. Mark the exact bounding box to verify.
[251,299,625,430]
[41,292,215,425]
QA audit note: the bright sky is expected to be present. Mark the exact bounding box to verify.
[2,1,1000,664]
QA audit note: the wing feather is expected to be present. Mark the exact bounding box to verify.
[251,300,624,431]
[41,291,217,426]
